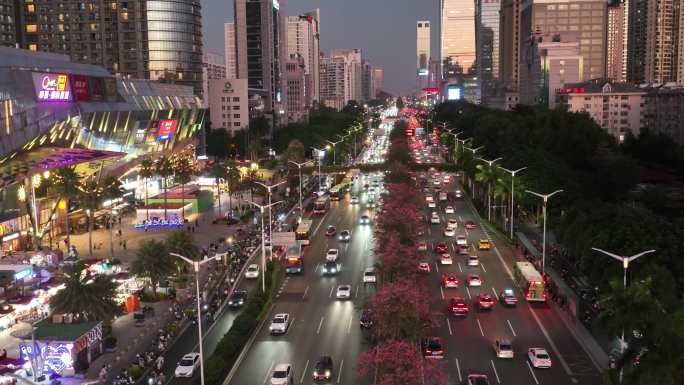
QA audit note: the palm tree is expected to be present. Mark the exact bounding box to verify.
[51,167,82,249]
[225,161,242,217]
[78,179,104,258]
[49,263,119,321]
[140,156,155,222]
[166,230,200,274]
[475,163,503,221]
[102,176,124,258]
[131,240,174,296]
[155,156,174,220]
[172,155,194,219]
[209,161,227,218]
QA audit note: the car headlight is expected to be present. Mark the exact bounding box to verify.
[325,370,331,376]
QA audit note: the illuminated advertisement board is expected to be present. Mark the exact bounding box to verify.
[417,68,429,76]
[447,85,461,101]
[32,72,72,101]
[157,119,179,141]
[88,77,105,101]
[71,74,90,101]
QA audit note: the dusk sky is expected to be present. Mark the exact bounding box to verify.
[202,0,441,95]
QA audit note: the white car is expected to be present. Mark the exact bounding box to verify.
[428,201,436,208]
[495,339,514,359]
[336,284,352,299]
[528,348,552,368]
[467,255,480,266]
[269,313,291,335]
[245,264,259,278]
[444,227,455,237]
[425,195,434,202]
[270,363,293,385]
[467,274,482,287]
[359,215,371,225]
[430,214,440,224]
[445,206,455,214]
[447,219,458,229]
[363,268,377,284]
[456,235,468,246]
[440,254,453,265]
[339,230,351,241]
[326,248,339,262]
[174,352,200,377]
[350,196,359,204]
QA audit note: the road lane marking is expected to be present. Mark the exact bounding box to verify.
[527,305,574,375]
[526,361,540,384]
[455,358,462,383]
[481,262,487,273]
[466,286,472,299]
[263,361,275,385]
[337,359,344,383]
[458,263,463,272]
[491,287,499,300]
[447,318,453,335]
[427,227,432,235]
[458,215,463,222]
[476,318,485,337]
[312,212,329,236]
[507,319,517,337]
[451,243,456,252]
[300,360,309,384]
[490,360,501,384]
[434,262,440,272]
[440,286,445,300]
[347,315,353,334]
[303,285,309,299]
[329,286,334,298]
[355,285,359,298]
[317,316,325,334]
[314,263,320,272]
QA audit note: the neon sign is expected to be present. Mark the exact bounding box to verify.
[32,72,72,101]
[134,218,185,229]
[157,119,178,141]
[42,343,74,375]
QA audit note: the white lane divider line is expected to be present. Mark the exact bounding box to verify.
[263,361,275,385]
[451,243,456,252]
[355,285,360,298]
[466,286,472,300]
[507,319,517,337]
[302,285,309,300]
[526,361,540,385]
[528,304,574,375]
[458,215,463,222]
[476,318,485,337]
[491,287,499,300]
[481,262,487,273]
[490,360,501,384]
[329,286,334,298]
[314,263,320,272]
[300,360,309,384]
[347,315,353,334]
[312,211,329,236]
[440,286,445,300]
[317,316,325,334]
[458,262,463,273]
[435,262,440,272]
[337,359,344,383]
[447,318,453,335]
[455,358,462,383]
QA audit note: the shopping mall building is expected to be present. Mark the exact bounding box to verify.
[0,47,206,254]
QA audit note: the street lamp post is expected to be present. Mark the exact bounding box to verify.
[311,146,325,191]
[326,139,343,165]
[288,160,313,219]
[498,166,527,239]
[254,180,286,258]
[462,145,484,194]
[455,137,472,167]
[246,199,283,291]
[525,189,563,275]
[445,129,462,163]
[169,252,221,385]
[476,156,502,221]
[591,247,656,383]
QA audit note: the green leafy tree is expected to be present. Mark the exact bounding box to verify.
[139,156,155,222]
[155,155,174,220]
[225,161,242,216]
[172,155,195,219]
[131,240,174,296]
[50,263,119,321]
[209,161,227,218]
[102,176,124,258]
[51,167,82,248]
[475,163,504,220]
[77,179,103,258]
[166,230,200,274]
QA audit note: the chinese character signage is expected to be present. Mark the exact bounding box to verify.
[157,119,178,141]
[32,72,72,101]
[71,74,90,101]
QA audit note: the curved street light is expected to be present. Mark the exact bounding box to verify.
[525,189,563,274]
[498,166,527,239]
[476,157,503,221]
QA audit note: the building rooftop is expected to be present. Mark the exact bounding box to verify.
[561,79,645,94]
[33,319,100,341]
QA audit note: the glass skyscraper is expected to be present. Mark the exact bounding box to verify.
[476,0,501,103]
[441,0,476,75]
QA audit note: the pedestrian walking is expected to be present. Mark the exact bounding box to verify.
[123,240,127,250]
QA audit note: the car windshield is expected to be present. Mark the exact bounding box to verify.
[472,378,489,385]
[500,343,512,350]
[180,358,195,366]
[364,272,374,276]
[428,340,441,349]
[248,266,257,271]
[272,370,287,379]
[273,318,284,323]
[537,353,550,360]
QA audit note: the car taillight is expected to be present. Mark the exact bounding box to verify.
[525,291,532,298]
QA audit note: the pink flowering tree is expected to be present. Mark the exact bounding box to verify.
[369,279,435,342]
[358,339,447,385]
[375,231,420,284]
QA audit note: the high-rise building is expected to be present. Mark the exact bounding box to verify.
[499,0,522,90]
[372,67,384,95]
[417,20,431,71]
[203,52,226,107]
[14,0,204,95]
[362,61,375,101]
[627,0,681,84]
[441,0,477,75]
[320,55,346,110]
[330,48,363,102]
[284,54,308,123]
[224,22,237,79]
[207,78,249,134]
[286,10,321,104]
[476,0,501,104]
[234,0,284,122]
[519,33,583,107]
[606,2,626,81]
[520,0,607,82]
[0,0,16,47]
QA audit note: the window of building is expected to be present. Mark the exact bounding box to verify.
[232,105,239,110]
[233,114,240,118]
[26,24,37,33]
[234,122,240,127]
[221,105,225,110]
[232,97,240,102]
[222,114,226,118]
[121,12,128,20]
[28,43,37,51]
[221,97,225,102]
[27,4,35,13]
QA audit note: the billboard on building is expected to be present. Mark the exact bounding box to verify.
[71,75,90,101]
[157,119,179,141]
[447,85,461,101]
[32,72,72,102]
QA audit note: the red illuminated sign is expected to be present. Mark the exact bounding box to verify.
[72,75,90,101]
[423,87,439,95]
[157,119,178,141]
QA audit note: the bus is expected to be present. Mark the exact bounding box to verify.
[285,242,304,274]
[329,185,342,201]
[313,196,330,215]
[514,261,547,302]
[295,219,313,245]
